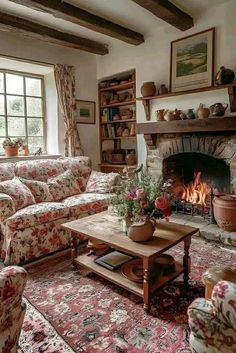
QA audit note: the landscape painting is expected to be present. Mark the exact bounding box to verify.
[75,100,95,124]
[170,28,215,92]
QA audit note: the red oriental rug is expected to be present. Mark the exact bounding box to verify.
[19,236,236,353]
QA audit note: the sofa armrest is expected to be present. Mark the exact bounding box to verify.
[212,280,236,330]
[0,193,15,222]
[0,266,27,331]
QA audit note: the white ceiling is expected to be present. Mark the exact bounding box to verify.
[0,0,232,49]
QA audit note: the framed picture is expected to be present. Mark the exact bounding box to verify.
[170,28,215,92]
[75,100,96,124]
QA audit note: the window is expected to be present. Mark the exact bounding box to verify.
[0,70,45,154]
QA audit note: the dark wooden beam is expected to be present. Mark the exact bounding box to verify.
[0,11,108,55]
[8,0,144,45]
[131,0,193,31]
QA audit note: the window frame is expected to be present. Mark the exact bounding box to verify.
[0,68,47,155]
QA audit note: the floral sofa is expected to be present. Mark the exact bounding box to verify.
[0,157,114,265]
[188,280,236,353]
[0,266,27,353]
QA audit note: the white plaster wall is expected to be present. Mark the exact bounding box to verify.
[0,31,99,168]
[96,0,236,166]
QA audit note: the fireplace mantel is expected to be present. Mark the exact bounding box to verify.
[137,116,236,135]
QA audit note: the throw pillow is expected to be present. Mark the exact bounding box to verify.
[0,177,36,210]
[85,171,120,194]
[19,178,53,203]
[47,169,81,201]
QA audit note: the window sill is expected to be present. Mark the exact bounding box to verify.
[0,154,61,163]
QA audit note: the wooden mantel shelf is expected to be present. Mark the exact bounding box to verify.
[137,116,236,134]
[136,84,236,120]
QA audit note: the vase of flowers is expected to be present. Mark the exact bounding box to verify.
[2,138,24,157]
[111,171,172,241]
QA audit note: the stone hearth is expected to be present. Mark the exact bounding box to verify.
[145,133,236,192]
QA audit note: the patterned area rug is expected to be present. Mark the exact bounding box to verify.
[19,236,236,353]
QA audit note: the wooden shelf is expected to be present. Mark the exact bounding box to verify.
[100,163,137,168]
[75,253,184,297]
[137,116,236,135]
[101,136,136,141]
[136,84,236,120]
[100,81,135,92]
[101,119,136,124]
[101,100,136,109]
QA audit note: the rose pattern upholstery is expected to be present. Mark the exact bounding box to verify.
[86,170,119,193]
[0,157,113,265]
[0,178,35,210]
[0,163,15,182]
[188,280,236,353]
[19,178,53,203]
[60,157,91,192]
[0,266,27,353]
[47,170,81,201]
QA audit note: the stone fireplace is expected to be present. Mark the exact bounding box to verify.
[145,133,236,194]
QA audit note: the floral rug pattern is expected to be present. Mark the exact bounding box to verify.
[19,236,236,353]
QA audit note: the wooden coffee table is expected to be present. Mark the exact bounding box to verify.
[62,211,198,312]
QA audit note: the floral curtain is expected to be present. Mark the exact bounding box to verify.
[54,64,83,156]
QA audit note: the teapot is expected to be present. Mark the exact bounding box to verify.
[209,103,228,116]
[155,109,165,121]
[163,110,174,121]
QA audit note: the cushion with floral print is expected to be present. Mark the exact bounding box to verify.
[0,163,15,182]
[47,169,81,201]
[19,177,53,203]
[85,171,120,194]
[15,159,64,182]
[60,157,92,192]
[0,177,35,210]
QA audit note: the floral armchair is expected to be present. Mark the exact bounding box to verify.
[0,266,27,353]
[188,280,236,353]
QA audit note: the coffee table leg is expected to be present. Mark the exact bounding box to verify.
[71,231,78,270]
[143,257,151,313]
[183,236,191,288]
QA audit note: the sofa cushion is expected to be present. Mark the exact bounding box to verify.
[60,157,91,192]
[0,177,35,210]
[0,163,15,182]
[15,159,64,182]
[62,193,109,218]
[5,202,70,230]
[19,178,53,203]
[47,169,81,201]
[85,171,119,194]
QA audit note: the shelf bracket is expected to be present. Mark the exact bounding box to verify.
[142,99,151,120]
[228,86,236,112]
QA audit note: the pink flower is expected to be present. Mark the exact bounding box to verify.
[125,192,134,201]
[136,188,145,199]
[140,200,149,209]
[155,196,169,210]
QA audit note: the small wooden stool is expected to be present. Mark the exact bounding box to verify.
[202,266,236,299]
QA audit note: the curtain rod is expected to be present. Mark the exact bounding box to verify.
[0,53,55,68]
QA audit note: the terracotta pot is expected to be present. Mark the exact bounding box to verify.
[197,107,210,119]
[128,218,156,242]
[213,195,236,231]
[141,82,156,97]
[4,146,18,157]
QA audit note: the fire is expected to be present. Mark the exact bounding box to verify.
[173,171,211,206]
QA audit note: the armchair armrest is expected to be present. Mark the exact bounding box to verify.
[212,280,236,330]
[0,266,27,331]
[0,193,15,222]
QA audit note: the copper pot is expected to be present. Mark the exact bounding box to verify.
[213,195,236,231]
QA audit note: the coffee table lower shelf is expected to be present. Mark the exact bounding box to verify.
[75,254,184,298]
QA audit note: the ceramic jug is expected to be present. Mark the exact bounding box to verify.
[186,109,195,119]
[210,103,228,116]
[163,110,174,121]
[128,218,156,242]
[155,109,165,121]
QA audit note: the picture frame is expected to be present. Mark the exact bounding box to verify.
[75,100,96,124]
[170,28,215,93]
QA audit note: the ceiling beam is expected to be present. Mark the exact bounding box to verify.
[0,11,108,55]
[8,0,144,45]
[131,0,193,31]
